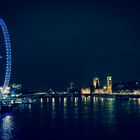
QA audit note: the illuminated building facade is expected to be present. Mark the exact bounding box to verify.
[92,75,113,93]
[81,88,91,94]
[107,76,112,93]
[93,77,100,88]
[93,77,100,93]
[11,83,22,90]
[0,86,10,94]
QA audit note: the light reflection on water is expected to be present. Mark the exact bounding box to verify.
[1,97,140,140]
[0,113,15,140]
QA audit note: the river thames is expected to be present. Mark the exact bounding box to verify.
[1,96,140,140]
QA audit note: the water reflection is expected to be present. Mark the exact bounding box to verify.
[2,96,140,140]
[0,113,15,140]
[28,104,32,112]
[137,98,140,105]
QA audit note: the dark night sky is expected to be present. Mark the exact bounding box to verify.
[0,0,140,90]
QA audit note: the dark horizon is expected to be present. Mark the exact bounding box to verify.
[0,0,140,89]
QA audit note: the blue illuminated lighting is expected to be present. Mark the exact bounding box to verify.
[0,18,12,94]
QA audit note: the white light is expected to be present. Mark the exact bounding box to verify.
[40,98,43,103]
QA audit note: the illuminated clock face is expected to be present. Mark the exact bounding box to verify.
[107,76,112,81]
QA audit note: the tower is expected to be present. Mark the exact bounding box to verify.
[93,77,100,89]
[107,76,112,93]
[69,82,74,90]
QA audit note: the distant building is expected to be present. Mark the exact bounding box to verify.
[92,75,113,93]
[10,83,22,96]
[93,77,100,89]
[113,81,140,93]
[69,82,74,90]
[107,76,112,93]
[11,83,22,90]
[0,87,10,94]
[81,87,91,94]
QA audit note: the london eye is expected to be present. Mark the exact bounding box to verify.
[0,18,11,94]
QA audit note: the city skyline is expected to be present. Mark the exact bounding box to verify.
[0,0,140,89]
[1,1,140,140]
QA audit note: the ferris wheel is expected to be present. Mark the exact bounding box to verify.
[0,18,12,94]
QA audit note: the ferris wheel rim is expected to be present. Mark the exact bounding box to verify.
[0,18,12,94]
